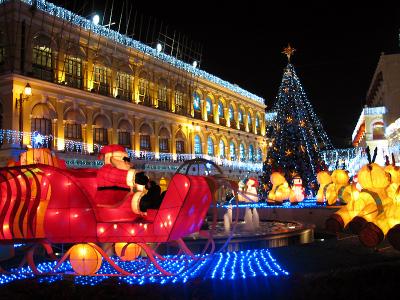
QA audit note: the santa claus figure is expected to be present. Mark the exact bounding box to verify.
[95,145,149,212]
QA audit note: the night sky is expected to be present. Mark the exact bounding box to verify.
[52,1,400,147]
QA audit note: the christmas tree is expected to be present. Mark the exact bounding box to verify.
[263,45,334,195]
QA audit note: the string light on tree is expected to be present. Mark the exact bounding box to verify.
[262,45,334,196]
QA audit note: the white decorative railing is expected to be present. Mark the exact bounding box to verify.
[0,129,263,172]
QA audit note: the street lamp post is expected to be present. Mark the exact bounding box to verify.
[16,83,32,149]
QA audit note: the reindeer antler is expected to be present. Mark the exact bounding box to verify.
[385,155,390,166]
[392,153,396,167]
[366,146,371,164]
[372,147,378,163]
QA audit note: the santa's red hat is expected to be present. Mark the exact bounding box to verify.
[100,144,126,155]
[247,177,259,188]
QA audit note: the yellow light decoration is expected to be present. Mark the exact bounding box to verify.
[299,120,305,127]
[285,149,292,156]
[286,116,293,123]
[114,243,141,261]
[316,171,332,204]
[69,243,102,275]
[267,172,291,204]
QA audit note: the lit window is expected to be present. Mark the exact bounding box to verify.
[206,98,212,115]
[64,56,82,89]
[116,72,132,101]
[219,140,225,158]
[140,135,151,151]
[218,101,224,118]
[158,80,168,110]
[93,128,108,145]
[230,142,235,160]
[93,66,109,96]
[229,106,234,121]
[193,92,201,111]
[240,143,245,161]
[238,110,243,123]
[249,144,254,161]
[207,137,214,156]
[248,113,252,127]
[194,135,202,154]
[159,138,169,152]
[118,132,130,147]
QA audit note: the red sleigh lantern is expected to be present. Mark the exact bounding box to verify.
[0,151,219,276]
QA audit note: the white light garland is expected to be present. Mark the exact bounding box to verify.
[0,0,265,105]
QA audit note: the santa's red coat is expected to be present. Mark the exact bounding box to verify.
[95,164,131,206]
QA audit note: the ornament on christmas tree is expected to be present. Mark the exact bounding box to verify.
[262,45,334,197]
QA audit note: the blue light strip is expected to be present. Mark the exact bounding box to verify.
[0,249,288,286]
[219,198,326,209]
[0,0,265,104]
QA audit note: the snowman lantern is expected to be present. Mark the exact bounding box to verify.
[289,176,305,204]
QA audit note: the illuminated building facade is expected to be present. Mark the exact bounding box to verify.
[0,0,267,184]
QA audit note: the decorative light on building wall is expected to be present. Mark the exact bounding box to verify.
[156,43,162,53]
[92,14,100,25]
[3,0,265,104]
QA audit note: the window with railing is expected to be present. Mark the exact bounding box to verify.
[159,138,169,152]
[175,89,186,115]
[207,137,214,156]
[32,36,53,82]
[116,72,132,101]
[31,118,52,136]
[229,106,234,121]
[93,66,109,96]
[118,131,131,147]
[157,80,168,110]
[256,116,260,132]
[64,123,82,140]
[93,128,108,145]
[140,135,151,151]
[176,140,185,153]
[193,92,201,119]
[139,77,151,105]
[64,56,82,89]
[194,135,202,154]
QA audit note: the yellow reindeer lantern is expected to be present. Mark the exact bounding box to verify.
[267,172,291,205]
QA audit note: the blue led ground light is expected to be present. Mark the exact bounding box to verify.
[0,249,288,286]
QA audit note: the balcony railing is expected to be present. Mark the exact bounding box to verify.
[194,110,202,120]
[219,118,226,126]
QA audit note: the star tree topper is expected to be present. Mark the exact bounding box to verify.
[282,44,296,62]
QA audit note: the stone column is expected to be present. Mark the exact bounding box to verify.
[133,117,141,153]
[86,108,94,152]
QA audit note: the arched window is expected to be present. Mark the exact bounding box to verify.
[229,105,234,121]
[93,114,111,145]
[118,119,132,147]
[238,110,244,123]
[248,112,252,129]
[194,135,202,154]
[175,85,187,116]
[193,92,201,111]
[159,127,170,153]
[249,144,254,161]
[139,123,152,151]
[207,137,214,156]
[372,121,385,140]
[31,103,56,137]
[239,143,245,161]
[157,79,168,110]
[64,108,85,141]
[116,72,132,101]
[230,142,236,160]
[257,148,262,161]
[218,101,224,118]
[139,72,151,105]
[93,65,110,96]
[176,130,185,154]
[64,44,84,89]
[219,140,225,158]
[256,116,260,130]
[32,35,54,82]
[206,97,212,116]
